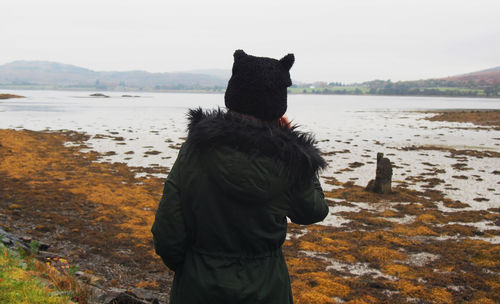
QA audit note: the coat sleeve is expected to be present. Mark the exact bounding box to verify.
[151,149,187,271]
[287,176,329,225]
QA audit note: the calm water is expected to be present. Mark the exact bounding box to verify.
[1,89,499,207]
[1,90,500,134]
[1,89,499,153]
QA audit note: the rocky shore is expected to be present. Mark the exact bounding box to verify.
[0,129,170,303]
[0,110,499,303]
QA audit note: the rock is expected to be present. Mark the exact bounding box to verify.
[473,230,485,236]
[0,227,50,253]
[90,93,110,98]
[99,288,158,304]
[368,281,386,289]
[74,271,86,277]
[98,288,126,303]
[130,288,159,303]
[75,271,106,287]
[21,236,32,243]
[36,251,59,259]
[39,242,50,251]
[1,237,13,246]
[365,152,393,194]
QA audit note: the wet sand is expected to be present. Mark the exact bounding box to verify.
[0,110,499,303]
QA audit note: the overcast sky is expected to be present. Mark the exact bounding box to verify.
[2,0,499,83]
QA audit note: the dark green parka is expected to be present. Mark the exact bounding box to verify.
[152,108,329,304]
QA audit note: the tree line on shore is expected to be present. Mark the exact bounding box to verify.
[291,79,500,97]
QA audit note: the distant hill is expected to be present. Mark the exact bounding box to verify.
[289,66,500,98]
[0,61,229,91]
[183,69,231,80]
[2,60,499,97]
[441,66,500,85]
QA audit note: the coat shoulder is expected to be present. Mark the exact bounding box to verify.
[185,108,327,185]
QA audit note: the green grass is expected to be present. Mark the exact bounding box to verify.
[0,244,74,304]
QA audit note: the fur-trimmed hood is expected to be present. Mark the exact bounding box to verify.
[185,108,327,186]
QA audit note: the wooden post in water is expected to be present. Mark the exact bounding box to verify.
[365,152,392,194]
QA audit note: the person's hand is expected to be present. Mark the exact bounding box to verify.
[279,115,291,129]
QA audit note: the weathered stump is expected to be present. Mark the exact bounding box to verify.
[365,152,393,194]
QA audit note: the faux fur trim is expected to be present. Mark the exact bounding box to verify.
[186,108,327,185]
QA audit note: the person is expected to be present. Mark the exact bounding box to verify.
[151,49,329,304]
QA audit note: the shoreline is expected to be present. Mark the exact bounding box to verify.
[1,110,499,303]
[2,88,500,99]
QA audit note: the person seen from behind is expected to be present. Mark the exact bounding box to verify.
[152,49,329,303]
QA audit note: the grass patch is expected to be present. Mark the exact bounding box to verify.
[0,241,89,303]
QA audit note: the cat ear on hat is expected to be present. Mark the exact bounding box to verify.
[279,53,295,71]
[233,49,248,61]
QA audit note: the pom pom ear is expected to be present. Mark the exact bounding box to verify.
[279,53,295,71]
[233,49,247,61]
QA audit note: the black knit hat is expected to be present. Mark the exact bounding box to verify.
[224,50,295,121]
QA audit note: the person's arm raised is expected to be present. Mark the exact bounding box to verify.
[287,176,328,225]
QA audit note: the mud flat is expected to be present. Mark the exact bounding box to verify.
[424,109,500,129]
[315,109,500,208]
[284,110,500,303]
[1,127,499,304]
